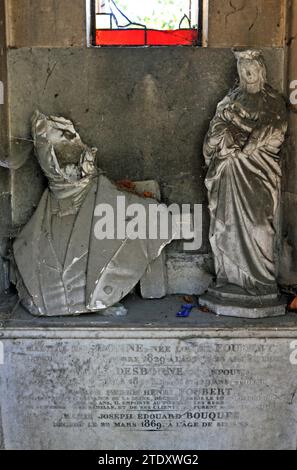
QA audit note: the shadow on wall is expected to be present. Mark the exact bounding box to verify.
[1,46,292,290]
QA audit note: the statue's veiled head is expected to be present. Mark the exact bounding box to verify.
[234,50,267,93]
[31,110,97,183]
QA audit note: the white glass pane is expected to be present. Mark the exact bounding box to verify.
[99,0,198,30]
[96,14,113,29]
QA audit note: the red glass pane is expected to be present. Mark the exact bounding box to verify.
[96,29,145,46]
[147,29,197,46]
[95,29,198,46]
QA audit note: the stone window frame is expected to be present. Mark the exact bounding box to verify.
[87,0,207,47]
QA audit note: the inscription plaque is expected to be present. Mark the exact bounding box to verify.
[1,326,297,449]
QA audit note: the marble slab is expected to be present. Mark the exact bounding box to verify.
[1,296,297,450]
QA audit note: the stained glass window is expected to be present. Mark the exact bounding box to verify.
[94,1,202,46]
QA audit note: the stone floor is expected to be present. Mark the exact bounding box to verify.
[1,291,297,332]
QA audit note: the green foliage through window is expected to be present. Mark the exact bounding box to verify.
[98,0,198,30]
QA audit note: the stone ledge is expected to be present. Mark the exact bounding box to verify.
[1,293,297,450]
[0,294,297,339]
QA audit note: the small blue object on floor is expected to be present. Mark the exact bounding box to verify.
[176,304,195,318]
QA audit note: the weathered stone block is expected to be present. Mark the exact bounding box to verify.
[167,253,213,295]
[1,296,297,450]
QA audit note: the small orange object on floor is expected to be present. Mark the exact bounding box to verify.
[289,296,297,310]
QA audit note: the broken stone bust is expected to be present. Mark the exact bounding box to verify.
[200,50,288,318]
[13,111,176,317]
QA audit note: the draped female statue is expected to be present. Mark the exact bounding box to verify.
[200,50,288,318]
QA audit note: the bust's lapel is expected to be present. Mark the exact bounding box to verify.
[86,175,173,310]
[86,175,124,306]
[63,180,97,273]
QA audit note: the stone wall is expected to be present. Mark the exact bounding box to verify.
[7,48,284,236]
[208,0,287,48]
[5,0,288,49]
[6,0,87,47]
[280,0,297,285]
[0,0,294,292]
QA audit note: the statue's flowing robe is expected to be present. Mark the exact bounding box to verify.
[204,85,287,294]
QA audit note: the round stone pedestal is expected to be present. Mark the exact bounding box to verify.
[199,285,287,319]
